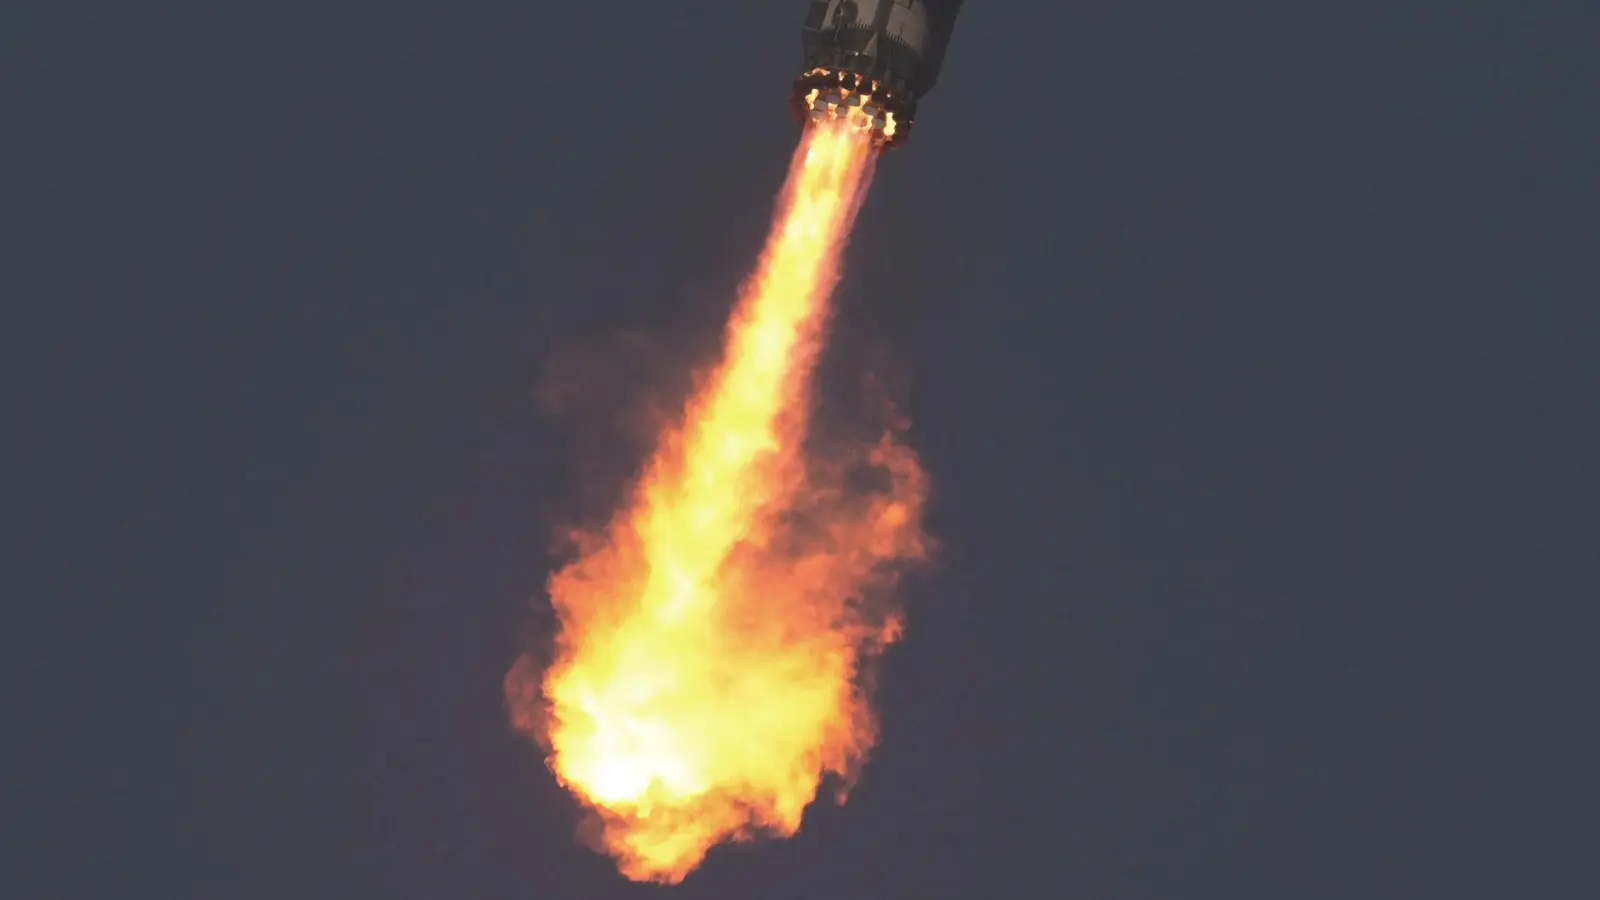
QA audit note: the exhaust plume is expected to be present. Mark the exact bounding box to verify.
[505,121,931,884]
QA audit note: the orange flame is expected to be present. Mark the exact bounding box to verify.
[505,121,932,883]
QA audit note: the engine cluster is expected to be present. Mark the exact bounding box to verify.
[792,68,911,148]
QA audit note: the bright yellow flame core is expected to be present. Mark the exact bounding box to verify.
[504,122,931,883]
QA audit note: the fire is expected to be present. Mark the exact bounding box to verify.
[505,121,931,883]
[803,85,901,142]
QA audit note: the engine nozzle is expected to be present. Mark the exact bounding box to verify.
[791,68,911,148]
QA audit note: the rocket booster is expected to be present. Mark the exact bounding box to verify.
[792,0,965,148]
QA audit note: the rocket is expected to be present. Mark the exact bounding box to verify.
[792,0,965,148]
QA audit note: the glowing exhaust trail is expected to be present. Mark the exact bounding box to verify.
[505,120,930,883]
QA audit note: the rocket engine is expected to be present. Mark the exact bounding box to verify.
[792,0,965,148]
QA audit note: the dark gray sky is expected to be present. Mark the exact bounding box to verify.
[11,2,1597,898]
